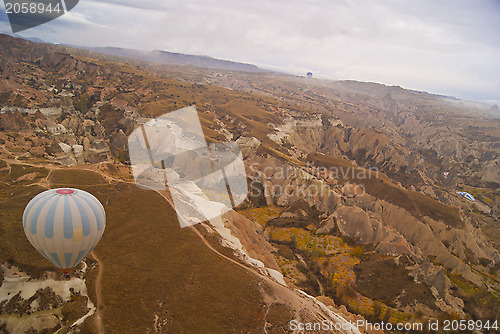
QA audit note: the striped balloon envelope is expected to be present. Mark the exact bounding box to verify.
[22,188,106,273]
[456,191,475,202]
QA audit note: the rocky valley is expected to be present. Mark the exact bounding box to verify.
[0,34,499,333]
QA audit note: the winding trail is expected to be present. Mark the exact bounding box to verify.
[153,189,278,285]
[1,156,351,331]
[296,253,324,295]
[91,251,105,334]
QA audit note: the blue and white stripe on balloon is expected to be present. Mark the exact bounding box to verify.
[22,188,106,270]
[456,191,475,202]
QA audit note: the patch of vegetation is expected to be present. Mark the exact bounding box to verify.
[447,271,500,322]
[12,94,28,108]
[73,93,99,113]
[419,148,443,168]
[387,168,426,190]
[242,179,268,208]
[274,244,295,261]
[296,265,321,296]
[267,226,344,255]
[238,205,283,225]
[0,286,64,316]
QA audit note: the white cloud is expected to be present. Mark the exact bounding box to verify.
[1,0,499,101]
[57,10,106,28]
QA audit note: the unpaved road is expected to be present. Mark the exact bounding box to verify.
[3,158,348,332]
[151,189,350,332]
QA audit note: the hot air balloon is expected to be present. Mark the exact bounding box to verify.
[456,191,475,202]
[22,188,106,277]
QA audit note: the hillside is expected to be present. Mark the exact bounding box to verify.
[67,45,266,73]
[0,34,499,333]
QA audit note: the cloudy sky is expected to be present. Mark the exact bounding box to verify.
[1,0,499,103]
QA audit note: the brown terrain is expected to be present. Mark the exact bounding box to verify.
[0,34,499,333]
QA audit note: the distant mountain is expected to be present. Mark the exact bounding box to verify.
[69,45,266,72]
[2,32,49,44]
[0,33,264,72]
[19,36,48,44]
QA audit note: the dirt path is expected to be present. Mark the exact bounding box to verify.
[91,251,105,334]
[189,224,265,278]
[184,218,357,333]
[296,253,324,295]
[3,158,347,331]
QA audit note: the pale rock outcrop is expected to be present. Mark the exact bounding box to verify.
[47,122,67,135]
[58,142,72,155]
[235,136,261,157]
[335,206,373,244]
[90,140,110,153]
[72,144,84,158]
